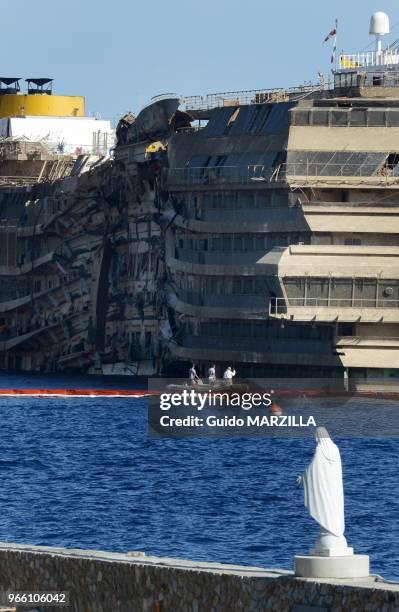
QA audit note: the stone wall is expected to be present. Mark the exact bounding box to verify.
[0,542,397,612]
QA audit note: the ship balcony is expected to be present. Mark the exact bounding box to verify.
[175,249,270,266]
[167,340,340,367]
[166,286,266,320]
[335,336,399,369]
[176,289,266,309]
[167,209,310,235]
[282,162,399,188]
[0,308,85,351]
[181,335,334,356]
[168,162,399,190]
[168,165,282,189]
[269,297,399,323]
[0,319,63,351]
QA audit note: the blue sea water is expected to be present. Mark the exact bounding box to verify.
[0,374,397,580]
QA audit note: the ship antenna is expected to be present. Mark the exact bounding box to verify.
[369,11,390,57]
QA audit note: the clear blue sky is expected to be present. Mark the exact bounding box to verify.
[4,1,399,122]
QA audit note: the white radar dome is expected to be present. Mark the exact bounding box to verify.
[369,11,390,36]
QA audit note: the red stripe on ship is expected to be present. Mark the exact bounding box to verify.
[0,389,157,397]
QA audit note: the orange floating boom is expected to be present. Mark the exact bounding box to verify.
[0,389,157,398]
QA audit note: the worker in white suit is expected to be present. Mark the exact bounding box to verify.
[208,364,217,384]
[223,366,236,385]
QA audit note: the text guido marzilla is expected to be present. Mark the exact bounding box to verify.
[160,415,317,427]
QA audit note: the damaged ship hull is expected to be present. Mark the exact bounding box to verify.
[2,83,399,386]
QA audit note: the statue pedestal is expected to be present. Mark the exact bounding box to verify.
[294,554,370,579]
[295,532,369,578]
[309,546,353,557]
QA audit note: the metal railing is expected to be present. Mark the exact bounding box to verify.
[175,126,203,134]
[43,143,113,157]
[176,289,265,308]
[0,175,42,186]
[269,297,399,315]
[282,162,399,184]
[0,138,114,159]
[182,84,323,111]
[168,162,398,187]
[339,51,399,69]
[337,336,399,341]
[168,165,280,186]
[282,162,391,178]
[280,163,399,185]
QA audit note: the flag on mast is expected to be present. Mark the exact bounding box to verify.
[324,19,338,65]
[324,27,337,42]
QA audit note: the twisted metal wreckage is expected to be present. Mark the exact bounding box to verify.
[0,98,186,375]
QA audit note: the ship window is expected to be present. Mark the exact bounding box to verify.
[209,194,218,210]
[263,102,294,133]
[214,155,227,167]
[344,73,355,88]
[386,111,399,127]
[208,278,217,293]
[203,107,237,137]
[272,234,284,246]
[382,153,399,172]
[338,323,354,336]
[222,236,232,250]
[240,193,254,207]
[223,194,235,209]
[331,110,348,126]
[331,278,352,305]
[244,236,253,250]
[292,110,310,126]
[233,279,242,294]
[312,110,329,126]
[256,193,271,208]
[255,236,265,250]
[349,109,367,127]
[212,237,221,250]
[308,278,329,301]
[233,236,244,251]
[273,193,287,206]
[247,278,255,292]
[344,238,361,245]
[214,322,222,335]
[284,278,306,299]
[254,277,266,293]
[368,110,386,127]
[379,281,399,302]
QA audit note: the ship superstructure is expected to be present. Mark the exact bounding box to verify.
[0,14,399,387]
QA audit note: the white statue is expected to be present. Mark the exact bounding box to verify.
[297,426,352,556]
